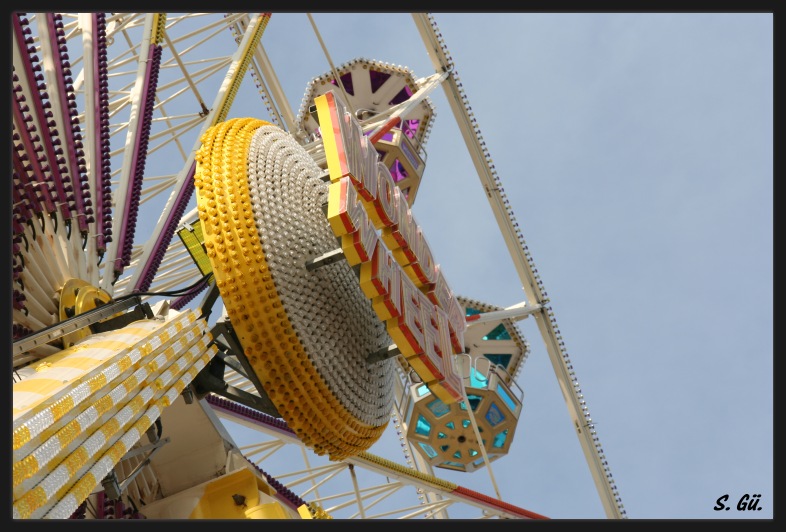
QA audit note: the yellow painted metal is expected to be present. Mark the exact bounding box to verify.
[244,503,291,519]
[58,279,115,348]
[194,118,386,461]
[176,221,214,277]
[297,504,315,519]
[187,467,260,519]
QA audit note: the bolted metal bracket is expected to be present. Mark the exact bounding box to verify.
[367,344,401,364]
[304,248,345,272]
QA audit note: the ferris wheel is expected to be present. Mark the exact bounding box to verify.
[10,13,625,520]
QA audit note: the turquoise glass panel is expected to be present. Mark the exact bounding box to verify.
[415,414,431,436]
[427,397,450,417]
[469,367,487,388]
[496,382,518,411]
[417,441,438,458]
[493,429,509,449]
[483,323,511,340]
[485,402,505,427]
[484,354,512,369]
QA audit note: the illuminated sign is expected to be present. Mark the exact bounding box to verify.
[315,90,465,404]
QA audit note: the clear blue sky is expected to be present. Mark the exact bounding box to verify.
[228,12,772,519]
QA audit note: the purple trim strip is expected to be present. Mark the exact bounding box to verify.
[13,15,71,222]
[47,13,93,233]
[12,135,48,215]
[92,13,111,252]
[170,282,206,311]
[133,161,196,292]
[12,175,34,229]
[114,43,162,276]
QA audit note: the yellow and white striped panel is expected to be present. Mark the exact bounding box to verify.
[12,323,210,499]
[13,318,206,463]
[13,310,197,454]
[13,326,216,519]
[12,321,167,419]
[39,344,215,520]
[43,350,215,520]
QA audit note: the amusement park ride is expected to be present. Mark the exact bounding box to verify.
[10,13,626,519]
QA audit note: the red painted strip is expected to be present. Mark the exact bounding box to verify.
[451,485,550,519]
[369,117,402,145]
